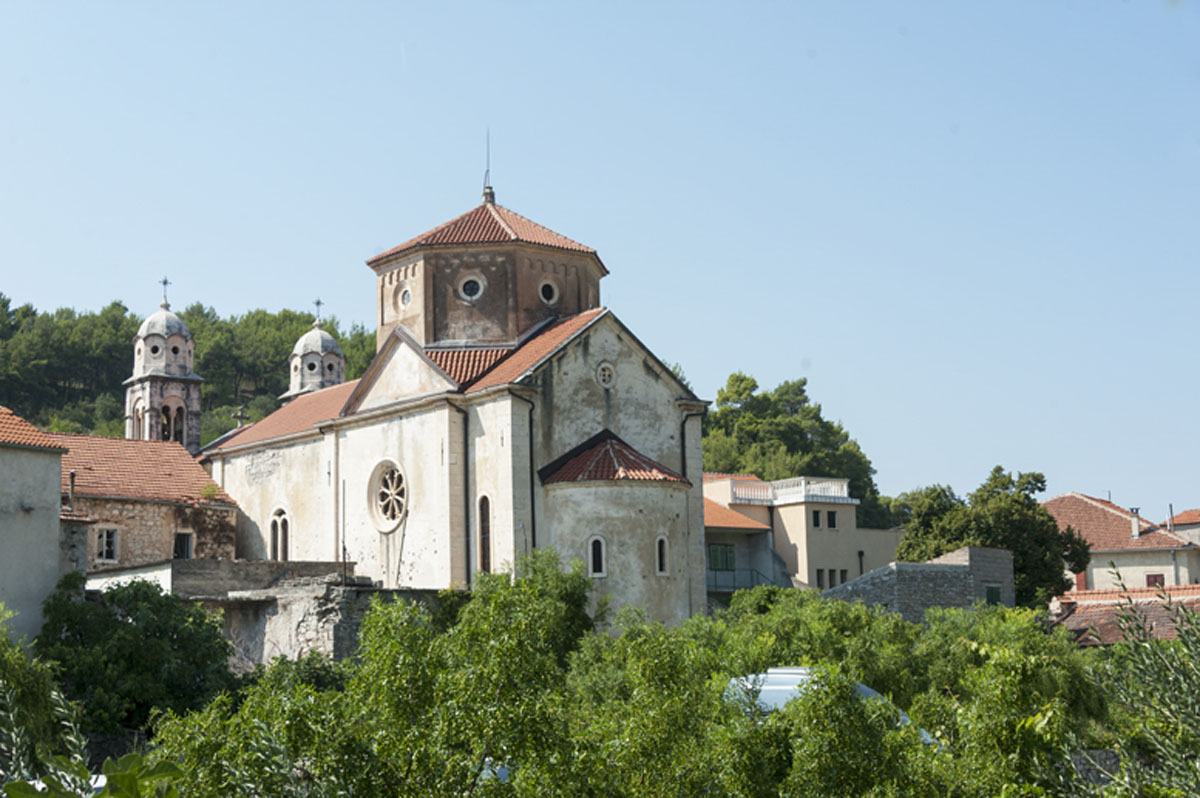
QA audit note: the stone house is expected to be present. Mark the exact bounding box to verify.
[201,187,709,625]
[1044,492,1199,591]
[48,433,237,571]
[821,546,1015,624]
[0,406,70,639]
[702,472,901,597]
[1051,584,1200,646]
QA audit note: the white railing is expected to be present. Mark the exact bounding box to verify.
[729,476,855,506]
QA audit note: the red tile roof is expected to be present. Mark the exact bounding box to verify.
[49,433,234,506]
[467,309,606,393]
[1053,586,1200,645]
[704,498,770,530]
[211,380,359,452]
[427,347,513,386]
[1043,492,1186,551]
[0,406,64,452]
[1168,508,1200,527]
[367,201,597,265]
[540,429,689,486]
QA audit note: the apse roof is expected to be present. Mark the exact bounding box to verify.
[539,429,689,486]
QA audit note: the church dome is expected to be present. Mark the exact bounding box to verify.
[292,323,343,358]
[137,303,190,340]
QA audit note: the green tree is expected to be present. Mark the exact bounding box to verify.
[894,467,1090,607]
[34,574,233,735]
[703,372,894,527]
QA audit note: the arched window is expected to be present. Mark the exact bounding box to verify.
[478,496,491,574]
[131,401,144,440]
[172,407,185,443]
[270,509,290,561]
[588,536,606,578]
[656,535,669,576]
[160,406,172,441]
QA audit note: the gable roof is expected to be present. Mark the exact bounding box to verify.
[49,433,234,505]
[1168,508,1200,527]
[0,406,64,452]
[704,498,770,530]
[1054,585,1200,645]
[426,347,513,387]
[1043,492,1187,552]
[211,380,359,452]
[467,309,608,393]
[367,200,600,267]
[539,429,689,486]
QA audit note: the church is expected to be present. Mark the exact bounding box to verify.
[132,187,709,624]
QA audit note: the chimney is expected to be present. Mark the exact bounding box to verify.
[1169,503,1176,533]
[1131,507,1141,539]
[68,470,76,511]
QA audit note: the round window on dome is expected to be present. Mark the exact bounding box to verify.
[539,280,559,305]
[293,364,299,373]
[150,345,160,356]
[171,346,180,356]
[458,274,486,301]
[307,362,317,372]
[326,363,334,372]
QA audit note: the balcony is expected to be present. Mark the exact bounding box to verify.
[706,568,775,593]
[729,476,858,507]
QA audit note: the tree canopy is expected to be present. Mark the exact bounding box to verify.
[703,372,894,528]
[893,467,1091,607]
[0,295,373,445]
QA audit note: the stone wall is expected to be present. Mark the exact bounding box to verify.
[78,496,236,570]
[217,574,439,670]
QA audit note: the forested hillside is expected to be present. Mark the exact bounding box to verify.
[0,294,374,446]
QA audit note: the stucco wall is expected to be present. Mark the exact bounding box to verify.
[76,496,236,570]
[1086,549,1200,590]
[772,501,899,587]
[0,447,63,640]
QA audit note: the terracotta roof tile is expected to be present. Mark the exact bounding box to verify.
[467,309,606,393]
[1168,508,1200,527]
[539,429,689,486]
[0,406,63,452]
[1043,493,1186,551]
[49,433,233,506]
[1053,586,1200,645]
[368,201,596,265]
[211,380,359,452]
[427,347,513,387]
[704,498,770,530]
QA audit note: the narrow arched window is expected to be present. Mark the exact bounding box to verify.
[656,535,669,576]
[160,407,172,441]
[478,496,491,573]
[588,536,606,578]
[270,509,290,561]
[172,407,185,443]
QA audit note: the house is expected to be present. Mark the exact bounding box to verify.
[0,407,70,639]
[48,433,238,570]
[822,546,1015,624]
[198,186,709,624]
[1050,584,1200,646]
[1043,492,1196,591]
[702,472,900,594]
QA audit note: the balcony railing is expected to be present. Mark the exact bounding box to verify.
[706,568,774,593]
[728,476,856,506]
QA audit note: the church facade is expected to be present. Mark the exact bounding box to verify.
[201,189,709,623]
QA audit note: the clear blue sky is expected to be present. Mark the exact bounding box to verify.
[2,2,1198,518]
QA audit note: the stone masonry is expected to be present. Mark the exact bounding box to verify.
[78,496,236,570]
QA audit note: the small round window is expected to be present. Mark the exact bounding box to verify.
[539,280,559,305]
[326,362,335,372]
[150,345,160,355]
[171,345,180,356]
[596,361,616,389]
[307,362,317,372]
[370,461,408,532]
[393,284,412,311]
[458,275,485,301]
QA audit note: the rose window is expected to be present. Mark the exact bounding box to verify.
[376,467,407,522]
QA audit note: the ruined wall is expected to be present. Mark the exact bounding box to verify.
[75,496,235,570]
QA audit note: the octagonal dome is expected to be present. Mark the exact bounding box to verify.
[292,323,343,358]
[137,302,190,339]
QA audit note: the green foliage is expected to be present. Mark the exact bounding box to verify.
[0,294,373,445]
[703,371,894,527]
[34,574,234,735]
[894,467,1091,607]
[0,607,60,772]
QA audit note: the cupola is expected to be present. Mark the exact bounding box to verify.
[281,322,345,401]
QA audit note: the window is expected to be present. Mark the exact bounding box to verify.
[458,275,486,301]
[173,533,194,560]
[588,536,607,578]
[829,569,837,587]
[827,511,838,529]
[985,584,1003,605]
[1146,573,1165,588]
[150,344,160,355]
[595,361,616,389]
[816,568,825,589]
[708,543,735,572]
[478,496,491,574]
[96,528,118,562]
[307,361,317,372]
[840,569,848,585]
[171,345,180,356]
[539,280,559,305]
[400,288,412,307]
[270,509,289,562]
[655,535,669,576]
[812,510,821,528]
[370,461,408,532]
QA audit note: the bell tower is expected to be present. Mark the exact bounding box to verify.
[124,279,203,454]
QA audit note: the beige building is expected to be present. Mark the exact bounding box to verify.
[202,187,708,624]
[1044,492,1199,591]
[0,407,70,640]
[703,473,901,595]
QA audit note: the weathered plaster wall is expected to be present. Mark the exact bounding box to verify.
[1086,549,1200,590]
[356,342,453,411]
[466,396,521,578]
[543,482,695,624]
[376,254,427,349]
[0,447,62,640]
[75,496,235,570]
